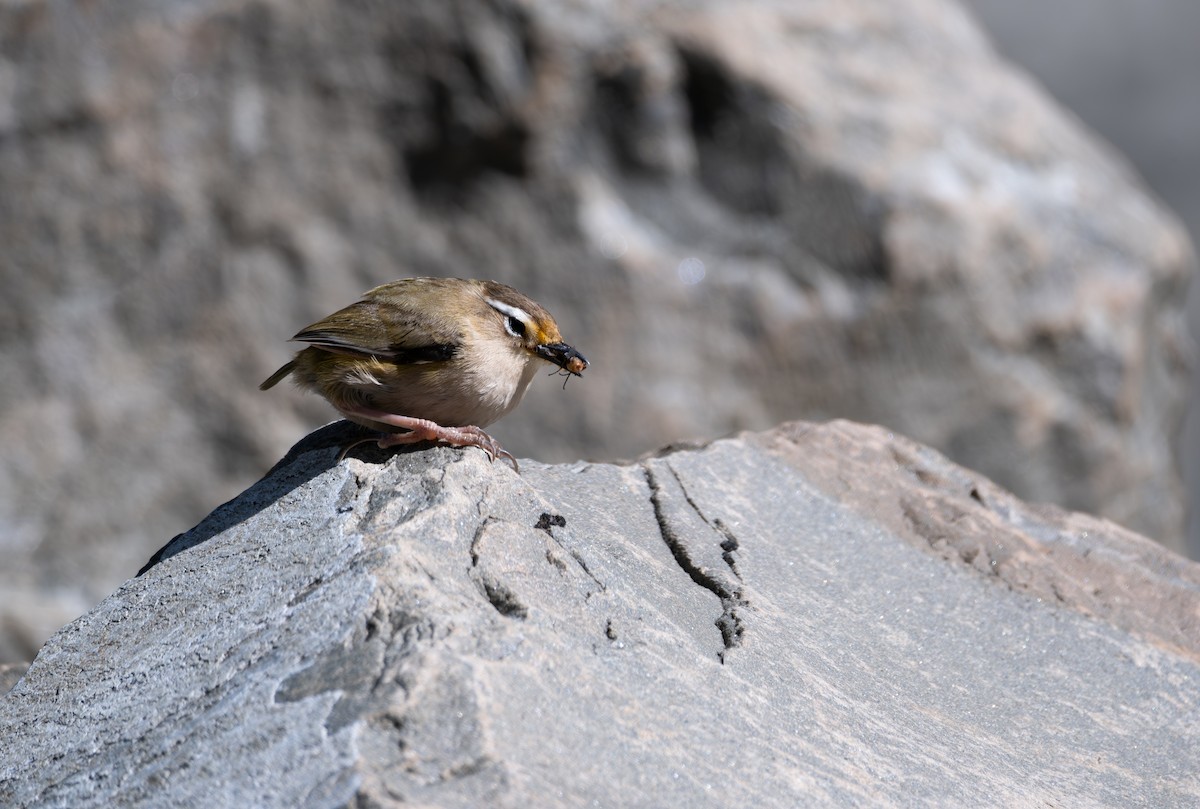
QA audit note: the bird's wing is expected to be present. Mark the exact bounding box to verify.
[291,299,460,364]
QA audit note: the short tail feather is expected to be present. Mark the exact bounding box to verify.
[260,359,297,390]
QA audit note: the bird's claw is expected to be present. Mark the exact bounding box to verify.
[453,425,519,472]
[337,420,520,473]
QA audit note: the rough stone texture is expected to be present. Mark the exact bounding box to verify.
[0,665,25,697]
[963,0,1200,581]
[2,421,1199,807]
[0,0,1193,664]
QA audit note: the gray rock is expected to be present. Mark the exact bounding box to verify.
[0,665,27,697]
[2,422,1198,807]
[0,0,1191,666]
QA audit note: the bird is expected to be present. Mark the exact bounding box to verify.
[260,277,588,471]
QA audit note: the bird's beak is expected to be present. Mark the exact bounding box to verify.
[536,342,589,375]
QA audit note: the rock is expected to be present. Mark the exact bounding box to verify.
[0,665,27,697]
[0,0,1192,665]
[2,422,1197,807]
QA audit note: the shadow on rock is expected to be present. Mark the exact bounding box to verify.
[136,421,419,576]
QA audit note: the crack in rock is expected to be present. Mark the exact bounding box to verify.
[469,518,530,620]
[642,462,747,662]
[667,465,744,583]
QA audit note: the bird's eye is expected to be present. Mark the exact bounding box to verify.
[505,315,527,338]
[487,297,533,339]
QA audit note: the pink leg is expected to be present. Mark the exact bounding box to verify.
[338,405,518,472]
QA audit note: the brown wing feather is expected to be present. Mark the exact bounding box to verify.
[291,295,462,363]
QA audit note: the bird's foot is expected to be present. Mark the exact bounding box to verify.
[337,408,519,472]
[376,421,518,472]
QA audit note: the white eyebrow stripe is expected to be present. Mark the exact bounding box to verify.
[485,298,533,325]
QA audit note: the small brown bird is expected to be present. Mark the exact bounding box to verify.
[261,277,588,470]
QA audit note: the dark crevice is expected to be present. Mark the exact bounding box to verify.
[480,581,528,619]
[568,548,604,592]
[535,513,605,592]
[469,517,529,620]
[402,112,530,195]
[469,517,493,567]
[380,9,538,202]
[677,45,889,281]
[286,573,326,604]
[718,528,741,580]
[667,466,744,583]
[678,46,785,217]
[642,463,746,662]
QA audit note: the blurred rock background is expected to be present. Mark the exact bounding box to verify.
[0,0,1194,664]
[962,0,1200,557]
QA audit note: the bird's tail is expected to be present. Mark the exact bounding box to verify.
[259,359,297,390]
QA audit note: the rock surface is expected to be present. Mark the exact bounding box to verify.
[964,0,1200,573]
[2,421,1198,807]
[0,0,1193,663]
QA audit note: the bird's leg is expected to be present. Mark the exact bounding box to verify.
[337,405,519,472]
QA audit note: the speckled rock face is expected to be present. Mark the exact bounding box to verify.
[2,422,1198,807]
